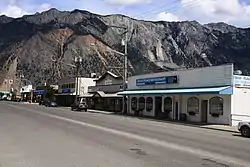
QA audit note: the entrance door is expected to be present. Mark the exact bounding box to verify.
[201,100,208,123]
[174,102,179,120]
[155,96,162,118]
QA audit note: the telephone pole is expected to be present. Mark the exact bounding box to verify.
[106,25,128,115]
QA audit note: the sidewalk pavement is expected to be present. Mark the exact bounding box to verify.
[200,124,238,133]
[85,109,239,133]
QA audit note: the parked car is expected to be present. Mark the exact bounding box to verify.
[71,100,87,112]
[238,121,250,137]
[44,100,58,107]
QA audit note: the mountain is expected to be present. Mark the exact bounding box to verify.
[0,8,250,89]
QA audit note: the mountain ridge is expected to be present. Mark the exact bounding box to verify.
[0,8,249,90]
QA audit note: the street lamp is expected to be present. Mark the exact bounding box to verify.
[74,56,83,101]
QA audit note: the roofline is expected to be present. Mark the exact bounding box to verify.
[130,63,234,78]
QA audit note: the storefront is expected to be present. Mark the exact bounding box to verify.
[88,71,123,112]
[33,89,45,103]
[57,77,96,106]
[20,85,33,102]
[119,64,250,125]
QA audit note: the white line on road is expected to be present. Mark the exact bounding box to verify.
[8,104,250,167]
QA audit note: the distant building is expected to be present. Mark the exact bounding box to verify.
[20,84,33,102]
[0,78,14,95]
[56,77,96,106]
[87,71,123,112]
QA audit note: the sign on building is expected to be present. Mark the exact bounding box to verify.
[233,75,250,88]
[136,76,178,86]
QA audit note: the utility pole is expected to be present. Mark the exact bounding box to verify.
[74,56,82,101]
[89,25,129,114]
[106,25,128,115]
[122,29,128,115]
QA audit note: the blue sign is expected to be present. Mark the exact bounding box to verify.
[136,76,178,86]
[34,90,44,95]
[62,88,72,93]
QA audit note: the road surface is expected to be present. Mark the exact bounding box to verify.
[0,101,249,167]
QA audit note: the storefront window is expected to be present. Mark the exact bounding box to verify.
[131,97,138,111]
[164,97,172,112]
[187,97,199,114]
[209,97,223,115]
[138,97,145,110]
[146,97,153,112]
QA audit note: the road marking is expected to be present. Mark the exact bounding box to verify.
[8,104,250,167]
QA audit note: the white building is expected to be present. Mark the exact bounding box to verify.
[119,64,250,126]
[57,77,96,106]
[20,84,33,93]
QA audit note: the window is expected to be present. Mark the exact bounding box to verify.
[71,83,75,88]
[138,97,145,110]
[164,97,172,112]
[146,97,153,112]
[209,97,223,115]
[187,97,199,114]
[131,97,138,111]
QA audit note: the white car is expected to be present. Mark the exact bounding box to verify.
[238,121,250,137]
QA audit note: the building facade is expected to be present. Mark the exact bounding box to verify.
[87,71,123,112]
[57,77,96,106]
[119,64,250,126]
[20,84,33,102]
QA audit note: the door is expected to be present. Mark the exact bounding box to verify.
[155,96,162,118]
[174,102,179,120]
[201,100,208,123]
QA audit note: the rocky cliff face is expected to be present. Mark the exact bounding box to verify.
[0,8,250,88]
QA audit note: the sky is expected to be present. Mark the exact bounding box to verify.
[0,0,250,28]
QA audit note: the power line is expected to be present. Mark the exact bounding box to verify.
[133,0,180,17]
[133,0,200,21]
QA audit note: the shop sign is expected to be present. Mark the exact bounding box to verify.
[136,76,178,86]
[34,90,45,95]
[105,79,112,85]
[61,88,73,93]
[233,75,250,88]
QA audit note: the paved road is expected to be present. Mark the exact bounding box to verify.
[0,102,250,167]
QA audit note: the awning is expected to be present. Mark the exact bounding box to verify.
[79,94,94,98]
[94,91,123,98]
[0,91,10,94]
[118,86,233,95]
[55,93,74,96]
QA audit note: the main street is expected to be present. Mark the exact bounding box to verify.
[0,102,250,167]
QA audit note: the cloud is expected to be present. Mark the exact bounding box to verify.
[155,0,250,27]
[0,5,28,17]
[105,0,151,6]
[0,0,52,18]
[156,12,179,22]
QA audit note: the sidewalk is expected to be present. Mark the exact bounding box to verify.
[86,109,239,133]
[199,124,238,133]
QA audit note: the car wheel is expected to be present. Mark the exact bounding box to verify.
[84,109,87,112]
[241,126,250,137]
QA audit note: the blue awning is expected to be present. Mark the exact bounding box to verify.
[118,86,233,95]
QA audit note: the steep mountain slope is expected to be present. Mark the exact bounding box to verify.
[0,8,250,88]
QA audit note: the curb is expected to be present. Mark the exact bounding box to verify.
[200,126,238,133]
[87,110,115,115]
